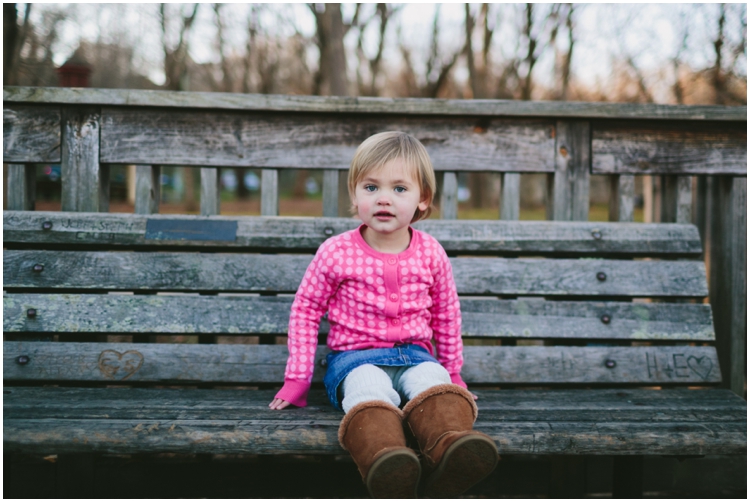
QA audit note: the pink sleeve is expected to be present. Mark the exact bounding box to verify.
[280,242,340,407]
[429,245,464,379]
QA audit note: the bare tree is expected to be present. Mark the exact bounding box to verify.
[355,3,401,96]
[160,3,200,91]
[310,3,360,96]
[4,3,32,85]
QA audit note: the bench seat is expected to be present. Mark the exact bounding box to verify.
[4,387,746,456]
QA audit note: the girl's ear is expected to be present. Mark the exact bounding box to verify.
[418,198,429,212]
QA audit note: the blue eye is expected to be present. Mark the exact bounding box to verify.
[394,186,406,193]
[364,184,377,192]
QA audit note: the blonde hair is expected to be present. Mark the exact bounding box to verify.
[348,131,436,223]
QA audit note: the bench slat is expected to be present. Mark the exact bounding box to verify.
[100,108,555,172]
[4,388,745,456]
[4,294,715,341]
[3,251,709,297]
[3,105,61,163]
[3,211,703,256]
[3,342,722,384]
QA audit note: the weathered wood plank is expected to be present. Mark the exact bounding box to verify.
[99,108,555,172]
[3,251,709,297]
[608,174,635,222]
[5,86,746,121]
[2,212,704,256]
[200,168,220,216]
[135,165,160,214]
[60,107,106,212]
[552,120,591,221]
[500,173,520,220]
[6,164,35,211]
[322,169,340,217]
[2,104,61,163]
[2,342,723,385]
[676,176,693,224]
[3,388,745,455]
[592,121,747,175]
[260,169,278,216]
[3,294,715,341]
[441,171,458,219]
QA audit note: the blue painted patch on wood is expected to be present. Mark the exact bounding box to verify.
[145,219,238,242]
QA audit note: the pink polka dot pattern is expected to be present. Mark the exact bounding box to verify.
[278,225,463,400]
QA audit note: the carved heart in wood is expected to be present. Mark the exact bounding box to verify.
[98,350,144,380]
[687,355,713,381]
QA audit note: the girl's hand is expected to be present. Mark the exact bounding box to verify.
[471,392,478,400]
[268,398,292,410]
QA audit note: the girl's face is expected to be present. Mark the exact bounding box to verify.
[352,158,428,241]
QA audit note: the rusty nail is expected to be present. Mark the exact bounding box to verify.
[601,314,611,324]
[596,272,607,282]
[16,355,30,365]
[605,359,616,369]
[592,230,602,240]
[33,264,44,273]
[324,227,334,236]
[42,221,53,231]
[559,146,568,157]
[27,308,37,318]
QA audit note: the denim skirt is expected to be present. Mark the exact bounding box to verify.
[323,344,439,411]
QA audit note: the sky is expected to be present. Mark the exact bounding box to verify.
[26,2,747,99]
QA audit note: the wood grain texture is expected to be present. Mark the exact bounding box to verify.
[3,250,709,297]
[200,168,220,216]
[2,342,722,384]
[61,107,105,213]
[2,212,704,256]
[676,176,693,224]
[260,169,278,216]
[500,173,520,220]
[3,387,745,455]
[441,172,458,219]
[322,169,340,217]
[3,104,61,163]
[135,165,160,214]
[5,86,746,121]
[99,108,555,172]
[591,121,747,175]
[553,120,591,221]
[608,175,635,222]
[6,164,35,211]
[3,294,715,341]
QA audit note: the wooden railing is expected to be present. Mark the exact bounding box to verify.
[3,86,746,396]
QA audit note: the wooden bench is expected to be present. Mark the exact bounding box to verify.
[3,87,746,498]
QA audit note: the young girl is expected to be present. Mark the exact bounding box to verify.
[268,131,498,498]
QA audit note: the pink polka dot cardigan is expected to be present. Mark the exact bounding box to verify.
[275,224,465,407]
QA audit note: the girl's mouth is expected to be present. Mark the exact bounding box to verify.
[374,211,394,220]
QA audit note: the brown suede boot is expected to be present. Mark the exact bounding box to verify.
[402,384,499,498]
[338,400,421,498]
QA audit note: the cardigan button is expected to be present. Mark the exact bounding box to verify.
[390,293,398,301]
[388,258,397,265]
[391,319,400,326]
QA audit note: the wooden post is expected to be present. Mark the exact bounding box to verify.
[709,176,747,398]
[694,176,710,256]
[322,169,339,217]
[608,174,635,222]
[200,168,220,215]
[660,176,692,223]
[135,165,161,214]
[6,164,35,211]
[441,171,458,220]
[61,107,107,212]
[552,120,591,221]
[261,169,279,216]
[500,173,520,220]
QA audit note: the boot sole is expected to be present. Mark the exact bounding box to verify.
[423,434,498,498]
[366,448,421,498]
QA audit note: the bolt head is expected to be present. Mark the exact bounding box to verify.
[605,359,616,369]
[596,272,607,282]
[27,308,37,318]
[16,355,30,365]
[592,230,602,240]
[319,358,328,368]
[601,314,611,324]
[42,221,53,231]
[33,264,44,273]
[324,227,334,236]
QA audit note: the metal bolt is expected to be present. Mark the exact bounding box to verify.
[596,272,607,282]
[27,308,37,318]
[16,355,30,365]
[33,264,44,273]
[319,358,328,368]
[605,359,616,369]
[601,314,611,324]
[324,227,334,236]
[591,230,602,240]
[42,221,53,231]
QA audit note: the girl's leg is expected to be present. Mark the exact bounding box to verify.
[393,361,452,400]
[341,363,401,413]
